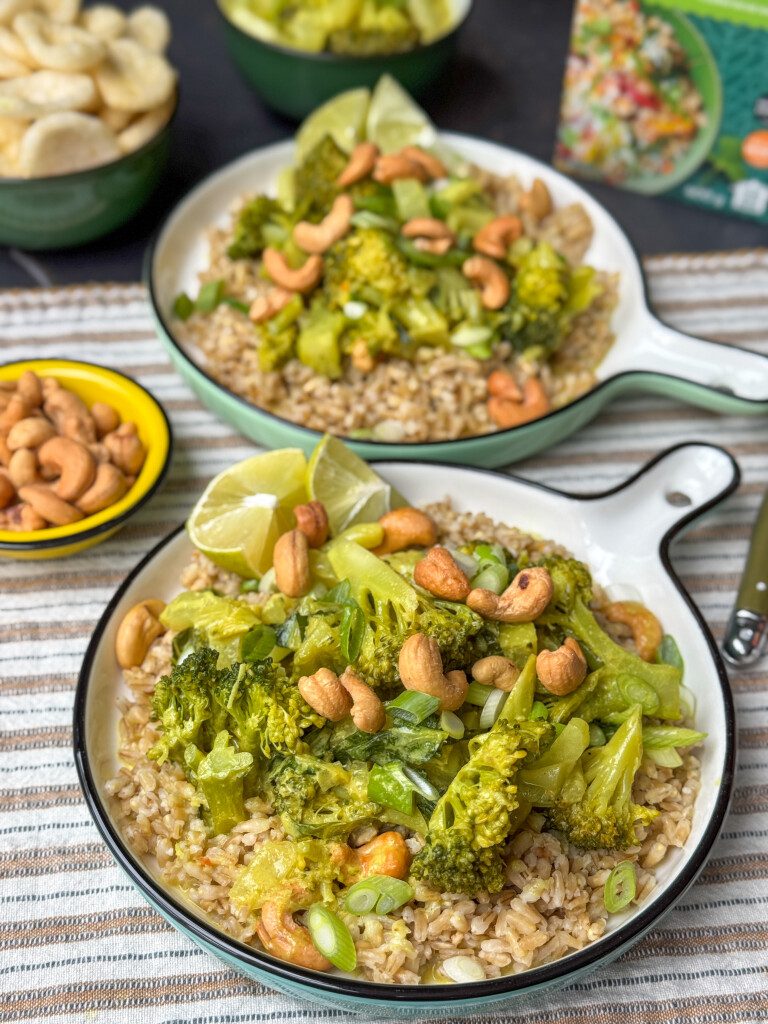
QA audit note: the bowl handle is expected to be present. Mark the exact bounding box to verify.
[584,443,740,550]
[613,312,768,413]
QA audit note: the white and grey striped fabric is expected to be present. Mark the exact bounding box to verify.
[1,253,767,1023]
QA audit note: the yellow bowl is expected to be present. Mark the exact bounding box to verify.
[0,359,172,559]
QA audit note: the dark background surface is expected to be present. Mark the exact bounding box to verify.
[1,0,765,288]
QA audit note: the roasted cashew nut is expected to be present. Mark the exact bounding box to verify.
[400,145,447,180]
[471,654,520,692]
[256,902,331,972]
[486,368,522,402]
[372,507,437,556]
[467,566,553,623]
[373,152,429,185]
[17,483,82,526]
[487,376,551,429]
[16,370,42,408]
[413,546,470,601]
[0,501,46,532]
[297,667,352,722]
[293,194,354,255]
[603,601,663,662]
[536,637,587,695]
[398,632,468,711]
[76,461,128,514]
[114,598,166,669]
[401,217,455,255]
[293,500,328,548]
[249,287,295,324]
[519,178,553,222]
[473,215,523,259]
[103,422,145,475]
[273,528,310,597]
[0,472,14,509]
[337,141,379,188]
[8,448,38,488]
[262,247,323,295]
[462,255,510,310]
[357,831,411,880]
[339,667,385,734]
[37,435,96,501]
[90,401,120,438]
[0,394,30,435]
[6,416,56,451]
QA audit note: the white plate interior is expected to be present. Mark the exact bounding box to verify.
[84,445,734,978]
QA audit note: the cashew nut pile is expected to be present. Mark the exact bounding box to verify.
[0,369,146,531]
[0,1,175,178]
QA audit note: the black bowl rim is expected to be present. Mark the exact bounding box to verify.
[215,0,471,62]
[0,89,179,188]
[73,441,738,1004]
[143,131,768,457]
[0,357,173,552]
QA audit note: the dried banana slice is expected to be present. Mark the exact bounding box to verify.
[0,0,34,27]
[14,11,104,72]
[116,94,172,152]
[0,25,33,65]
[0,69,97,117]
[0,111,26,164]
[39,0,80,24]
[79,4,125,41]
[18,110,119,176]
[94,37,175,113]
[99,104,130,132]
[126,5,169,53]
[0,46,27,77]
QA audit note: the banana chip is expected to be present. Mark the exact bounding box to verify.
[79,4,125,41]
[18,109,118,175]
[116,93,172,153]
[0,0,34,26]
[95,37,174,113]
[126,5,169,53]
[0,111,26,164]
[0,46,28,76]
[0,68,96,117]
[14,11,104,72]
[98,102,129,131]
[0,25,33,64]
[39,0,80,24]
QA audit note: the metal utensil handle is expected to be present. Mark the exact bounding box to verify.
[737,489,768,617]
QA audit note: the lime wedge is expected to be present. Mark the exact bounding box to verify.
[221,0,281,43]
[307,435,406,536]
[295,86,370,162]
[187,449,308,578]
[408,0,453,43]
[366,74,437,154]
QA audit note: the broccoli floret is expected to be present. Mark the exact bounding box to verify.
[294,135,347,220]
[517,718,590,807]
[537,556,593,613]
[268,753,381,839]
[329,721,447,767]
[196,731,254,834]
[420,600,500,670]
[296,304,345,378]
[548,705,657,850]
[324,227,411,308]
[412,719,551,895]
[148,648,219,765]
[227,195,291,260]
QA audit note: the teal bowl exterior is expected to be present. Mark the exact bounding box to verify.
[217,3,468,120]
[0,102,176,251]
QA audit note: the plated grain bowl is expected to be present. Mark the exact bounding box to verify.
[75,442,737,1013]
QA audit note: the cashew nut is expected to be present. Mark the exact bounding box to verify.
[373,507,437,556]
[76,461,129,514]
[0,502,46,532]
[357,831,411,880]
[0,436,9,467]
[373,152,429,185]
[603,601,663,662]
[37,435,96,501]
[401,217,455,255]
[462,255,510,310]
[114,598,166,669]
[104,422,145,475]
[473,215,523,259]
[293,194,354,255]
[413,546,470,601]
[519,178,553,222]
[0,395,30,436]
[339,667,385,734]
[249,287,295,324]
[256,901,331,972]
[18,484,82,526]
[337,140,379,188]
[398,632,468,711]
[486,368,522,402]
[536,637,587,696]
[350,338,376,374]
[487,376,550,429]
[273,528,310,597]
[90,401,120,437]
[0,473,14,510]
[8,448,38,488]
[467,566,553,623]
[400,145,447,180]
[298,667,352,722]
[16,370,42,408]
[6,416,56,451]
[293,500,329,548]
[472,654,520,692]
[43,385,94,443]
[262,247,323,295]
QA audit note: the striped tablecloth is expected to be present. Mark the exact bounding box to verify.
[2,250,768,1024]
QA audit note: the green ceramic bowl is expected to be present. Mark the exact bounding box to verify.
[216,0,471,120]
[0,94,177,251]
[145,133,768,469]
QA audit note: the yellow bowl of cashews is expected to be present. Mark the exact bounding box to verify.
[0,358,172,559]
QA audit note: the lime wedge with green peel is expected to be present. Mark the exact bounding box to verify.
[295,87,371,162]
[366,74,437,154]
[187,449,308,578]
[307,435,406,536]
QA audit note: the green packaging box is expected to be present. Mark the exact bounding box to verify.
[555,0,768,224]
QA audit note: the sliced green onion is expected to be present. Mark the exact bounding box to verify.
[657,633,684,670]
[679,684,696,719]
[222,296,250,315]
[618,674,659,715]
[440,955,485,983]
[530,701,549,721]
[402,766,440,802]
[343,300,368,320]
[471,563,508,594]
[440,710,465,739]
[642,725,706,750]
[195,279,225,313]
[368,763,414,814]
[241,625,276,662]
[479,688,509,730]
[645,747,683,768]
[474,543,505,565]
[258,567,276,594]
[589,722,607,747]
[386,691,440,724]
[341,601,365,662]
[450,324,493,348]
[465,681,494,707]
[344,875,413,916]
[460,708,480,732]
[466,342,492,359]
[240,578,261,593]
[306,904,357,972]
[173,292,194,320]
[603,860,636,913]
[350,210,398,232]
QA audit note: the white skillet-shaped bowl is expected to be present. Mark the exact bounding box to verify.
[74,442,737,1016]
[146,135,768,469]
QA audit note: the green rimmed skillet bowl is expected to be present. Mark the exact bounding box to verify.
[75,442,737,1016]
[216,0,471,121]
[0,92,177,251]
[145,133,768,469]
